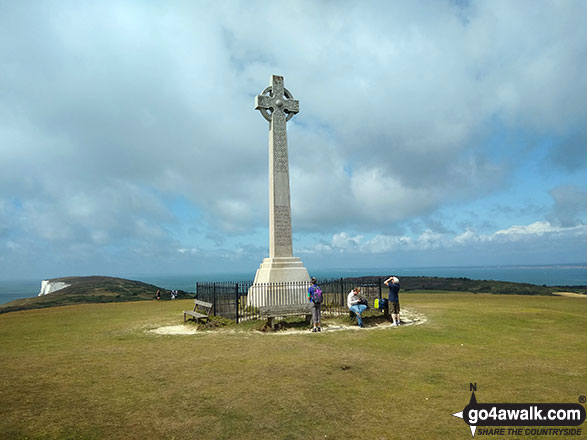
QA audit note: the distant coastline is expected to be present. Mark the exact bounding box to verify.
[1,263,586,306]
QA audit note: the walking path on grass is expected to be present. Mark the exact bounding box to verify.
[552,291,587,298]
[148,307,427,335]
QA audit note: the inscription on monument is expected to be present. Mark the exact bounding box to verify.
[274,206,292,246]
[274,131,289,173]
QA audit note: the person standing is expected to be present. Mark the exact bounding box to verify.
[307,277,322,332]
[384,276,401,326]
[347,287,367,328]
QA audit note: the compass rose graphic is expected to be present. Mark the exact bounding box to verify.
[452,391,478,438]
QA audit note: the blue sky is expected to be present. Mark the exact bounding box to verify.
[1,0,586,280]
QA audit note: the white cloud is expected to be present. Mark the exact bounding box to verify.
[309,221,587,257]
[1,1,587,277]
[454,229,482,245]
[493,221,587,241]
[331,232,363,250]
[360,235,410,254]
[494,221,554,239]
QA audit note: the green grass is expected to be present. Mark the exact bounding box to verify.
[1,293,586,439]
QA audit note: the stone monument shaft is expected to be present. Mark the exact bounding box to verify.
[248,75,310,305]
[255,75,299,258]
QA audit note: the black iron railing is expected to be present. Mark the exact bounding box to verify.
[195,276,386,322]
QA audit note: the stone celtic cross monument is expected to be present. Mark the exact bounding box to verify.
[248,75,310,306]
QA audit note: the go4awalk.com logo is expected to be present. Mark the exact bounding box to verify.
[452,383,586,438]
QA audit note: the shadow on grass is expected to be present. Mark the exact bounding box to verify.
[261,309,391,332]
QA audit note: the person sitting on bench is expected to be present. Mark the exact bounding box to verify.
[347,287,367,328]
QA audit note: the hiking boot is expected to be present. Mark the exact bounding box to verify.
[312,327,317,332]
[317,327,321,332]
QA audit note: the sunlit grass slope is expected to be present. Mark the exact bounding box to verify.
[1,293,585,439]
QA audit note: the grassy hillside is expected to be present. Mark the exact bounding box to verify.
[388,276,587,295]
[346,275,587,295]
[0,293,585,439]
[2,275,584,316]
[0,276,186,315]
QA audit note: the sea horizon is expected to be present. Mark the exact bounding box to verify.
[1,263,586,306]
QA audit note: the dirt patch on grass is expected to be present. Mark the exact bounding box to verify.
[552,291,586,298]
[148,325,200,335]
[147,307,427,335]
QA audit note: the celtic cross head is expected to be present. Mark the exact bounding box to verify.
[255,75,299,123]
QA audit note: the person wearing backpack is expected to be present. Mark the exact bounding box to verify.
[307,277,322,332]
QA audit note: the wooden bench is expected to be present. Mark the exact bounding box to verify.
[183,299,213,324]
[259,303,312,329]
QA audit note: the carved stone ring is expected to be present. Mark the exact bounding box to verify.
[257,86,297,122]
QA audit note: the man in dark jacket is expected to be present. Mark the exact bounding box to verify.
[384,276,401,327]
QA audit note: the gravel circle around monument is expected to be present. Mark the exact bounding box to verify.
[148,307,427,336]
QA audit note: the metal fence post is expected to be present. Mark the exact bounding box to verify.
[378,277,382,299]
[213,282,216,316]
[235,283,239,324]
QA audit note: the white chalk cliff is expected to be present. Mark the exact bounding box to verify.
[38,280,70,296]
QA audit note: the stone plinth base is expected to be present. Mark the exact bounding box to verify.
[247,257,310,307]
[253,257,310,283]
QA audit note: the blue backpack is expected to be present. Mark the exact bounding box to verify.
[375,297,387,310]
[310,286,323,304]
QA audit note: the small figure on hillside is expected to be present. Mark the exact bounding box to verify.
[307,277,322,332]
[348,287,367,328]
[384,276,401,326]
[156,289,161,301]
[170,290,177,300]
